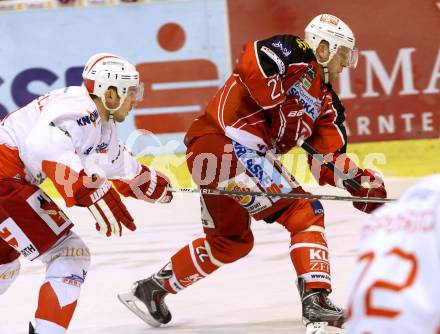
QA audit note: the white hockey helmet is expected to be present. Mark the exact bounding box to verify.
[305,14,358,69]
[82,53,143,113]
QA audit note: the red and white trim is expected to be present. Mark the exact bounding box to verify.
[189,240,209,277]
[289,242,329,253]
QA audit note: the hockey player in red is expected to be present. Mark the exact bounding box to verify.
[120,14,387,333]
[0,53,172,334]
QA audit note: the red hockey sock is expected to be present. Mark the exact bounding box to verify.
[290,231,332,290]
[34,282,77,331]
[163,238,220,293]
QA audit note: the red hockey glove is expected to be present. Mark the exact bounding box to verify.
[344,169,387,214]
[41,161,135,235]
[269,98,312,154]
[113,165,173,203]
[75,180,136,237]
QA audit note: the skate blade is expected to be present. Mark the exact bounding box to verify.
[117,292,162,328]
[305,322,344,334]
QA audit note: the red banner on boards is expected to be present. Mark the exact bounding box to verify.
[137,0,439,142]
[227,0,440,142]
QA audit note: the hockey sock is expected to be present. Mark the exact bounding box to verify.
[162,238,220,293]
[34,282,78,334]
[290,230,332,290]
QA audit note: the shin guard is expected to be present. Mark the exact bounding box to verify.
[290,230,331,290]
[34,282,78,333]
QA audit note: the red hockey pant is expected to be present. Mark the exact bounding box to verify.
[163,135,331,294]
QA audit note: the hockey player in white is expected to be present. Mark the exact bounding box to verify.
[345,175,440,334]
[0,53,172,334]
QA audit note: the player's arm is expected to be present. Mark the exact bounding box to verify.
[235,34,315,109]
[306,89,387,213]
[268,97,314,154]
[24,119,135,237]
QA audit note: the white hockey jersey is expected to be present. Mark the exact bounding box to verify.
[0,86,140,185]
[345,175,440,334]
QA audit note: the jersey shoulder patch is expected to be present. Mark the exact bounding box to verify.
[256,35,315,77]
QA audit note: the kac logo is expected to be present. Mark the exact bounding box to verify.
[95,142,109,153]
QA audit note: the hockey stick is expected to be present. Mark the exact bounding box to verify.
[169,187,395,203]
[265,150,301,189]
[298,139,362,191]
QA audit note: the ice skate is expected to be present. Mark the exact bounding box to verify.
[118,269,172,327]
[297,278,344,334]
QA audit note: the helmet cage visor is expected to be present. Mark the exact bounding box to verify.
[126,83,144,103]
[341,47,358,69]
[332,45,359,69]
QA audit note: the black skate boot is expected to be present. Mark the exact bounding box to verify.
[118,263,173,327]
[29,322,35,334]
[297,277,344,333]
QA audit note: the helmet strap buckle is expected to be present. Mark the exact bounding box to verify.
[322,66,330,84]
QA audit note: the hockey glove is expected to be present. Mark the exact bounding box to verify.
[344,168,387,214]
[113,165,173,204]
[269,98,312,154]
[75,179,136,237]
[41,161,135,235]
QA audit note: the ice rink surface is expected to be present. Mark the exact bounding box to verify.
[1,178,419,334]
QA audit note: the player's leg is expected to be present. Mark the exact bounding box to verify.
[276,198,344,331]
[33,231,90,334]
[229,145,344,331]
[0,178,82,334]
[121,194,253,327]
[0,238,21,295]
[277,199,330,289]
[119,135,254,327]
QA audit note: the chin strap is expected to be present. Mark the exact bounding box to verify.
[316,53,333,84]
[101,96,124,121]
[321,66,329,84]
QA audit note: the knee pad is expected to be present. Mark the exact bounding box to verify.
[206,231,254,264]
[0,258,20,295]
[278,199,325,236]
[39,231,91,306]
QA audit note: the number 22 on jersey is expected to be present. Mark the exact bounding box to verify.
[347,247,417,319]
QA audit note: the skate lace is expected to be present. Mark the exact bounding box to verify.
[320,292,341,312]
[304,290,341,311]
[135,276,166,290]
